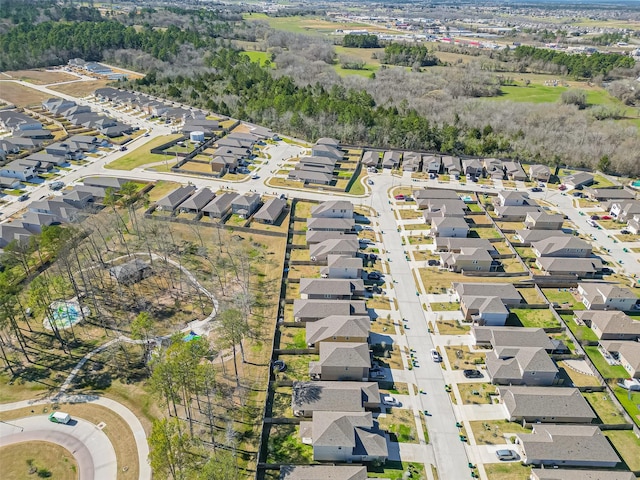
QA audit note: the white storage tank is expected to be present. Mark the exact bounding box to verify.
[190,131,205,143]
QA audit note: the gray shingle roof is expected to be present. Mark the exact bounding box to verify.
[279,465,367,480]
[292,381,379,415]
[500,386,595,421]
[319,342,371,368]
[306,315,371,345]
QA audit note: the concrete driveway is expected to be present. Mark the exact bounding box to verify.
[0,415,117,480]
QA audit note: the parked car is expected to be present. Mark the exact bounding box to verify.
[49,181,64,191]
[382,395,399,406]
[530,187,542,192]
[427,259,440,266]
[621,229,630,235]
[430,349,442,362]
[48,412,71,424]
[367,179,374,185]
[496,449,517,461]
[394,194,405,201]
[251,173,259,179]
[463,369,483,379]
[590,215,600,220]
[602,215,612,220]
[17,194,29,201]
[120,146,128,151]
[558,184,567,191]
[367,272,382,280]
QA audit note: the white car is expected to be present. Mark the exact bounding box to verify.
[431,349,442,362]
[382,395,399,406]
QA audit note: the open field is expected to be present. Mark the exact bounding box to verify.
[244,13,403,35]
[0,81,56,106]
[105,134,181,170]
[241,50,272,66]
[0,441,78,480]
[2,69,77,84]
[48,79,111,97]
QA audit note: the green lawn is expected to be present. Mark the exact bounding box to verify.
[368,461,425,480]
[604,430,640,470]
[582,392,628,424]
[584,346,629,379]
[612,385,640,427]
[484,463,532,480]
[377,409,419,443]
[542,288,585,309]
[562,314,599,343]
[510,309,561,329]
[430,302,460,311]
[240,50,272,66]
[493,84,620,107]
[105,134,182,170]
[266,424,313,463]
[333,63,378,78]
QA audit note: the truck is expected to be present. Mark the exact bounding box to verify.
[48,412,71,424]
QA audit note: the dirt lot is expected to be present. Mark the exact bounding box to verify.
[2,69,77,85]
[0,81,57,106]
[49,79,110,97]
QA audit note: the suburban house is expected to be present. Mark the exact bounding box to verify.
[471,326,556,352]
[210,155,238,176]
[484,157,505,179]
[578,283,638,311]
[455,283,523,305]
[182,118,218,135]
[486,346,558,385]
[440,247,494,273]
[442,155,462,176]
[495,205,542,221]
[0,160,35,181]
[288,169,333,185]
[311,201,354,219]
[498,191,529,207]
[309,342,371,381]
[254,197,287,224]
[421,199,468,220]
[462,158,483,178]
[532,236,592,257]
[530,469,635,480]
[307,217,355,232]
[292,381,379,417]
[155,185,196,212]
[82,176,132,191]
[515,229,569,245]
[321,255,363,279]
[617,342,640,378]
[44,142,83,160]
[202,192,238,218]
[431,217,469,238]
[610,200,640,222]
[311,144,343,161]
[231,193,261,218]
[299,278,364,300]
[579,311,640,340]
[310,238,359,262]
[516,425,620,467]
[528,164,551,183]
[435,237,497,255]
[61,189,95,210]
[524,211,565,230]
[504,161,527,181]
[109,259,152,285]
[414,188,459,200]
[306,315,371,349]
[460,296,509,325]
[0,176,21,189]
[293,300,368,323]
[499,386,596,423]
[0,110,42,132]
[423,155,442,174]
[179,188,216,214]
[299,411,387,462]
[402,151,422,172]
[584,187,635,202]
[382,151,401,169]
[306,230,354,244]
[535,257,603,278]
[279,465,368,480]
[361,151,380,168]
[0,221,34,248]
[563,172,594,189]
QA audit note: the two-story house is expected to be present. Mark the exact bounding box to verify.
[309,342,371,381]
[578,283,638,311]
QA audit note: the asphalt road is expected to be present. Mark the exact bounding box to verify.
[0,415,117,480]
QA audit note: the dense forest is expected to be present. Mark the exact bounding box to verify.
[0,3,638,175]
[342,33,379,48]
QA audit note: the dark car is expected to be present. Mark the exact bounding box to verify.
[590,215,599,220]
[463,369,484,379]
[621,229,630,235]
[367,272,382,280]
[530,187,542,192]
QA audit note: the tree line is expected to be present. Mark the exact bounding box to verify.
[342,33,379,48]
[381,43,440,67]
[513,45,634,78]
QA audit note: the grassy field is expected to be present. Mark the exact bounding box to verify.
[377,408,419,443]
[469,419,530,446]
[48,79,110,97]
[542,288,585,309]
[582,391,628,424]
[604,430,640,471]
[240,50,272,66]
[0,81,57,106]
[3,69,77,84]
[584,346,629,379]
[147,180,182,202]
[105,134,181,170]
[510,308,561,329]
[243,13,402,35]
[0,441,78,480]
[435,319,470,335]
[612,385,640,427]
[458,382,496,405]
[484,463,532,480]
